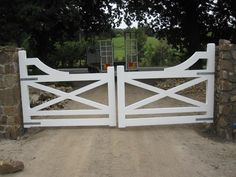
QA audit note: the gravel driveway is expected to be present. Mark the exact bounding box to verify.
[0,82,235,177]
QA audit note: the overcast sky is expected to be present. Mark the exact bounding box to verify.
[117,20,138,29]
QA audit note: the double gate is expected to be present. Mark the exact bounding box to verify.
[19,44,215,128]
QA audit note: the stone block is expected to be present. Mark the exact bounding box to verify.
[13,62,19,73]
[0,52,10,64]
[232,116,236,122]
[228,72,236,82]
[217,127,233,140]
[222,105,232,115]
[221,51,232,60]
[4,126,11,138]
[217,116,228,127]
[219,93,230,103]
[10,51,19,63]
[220,80,232,91]
[0,115,7,124]
[231,50,236,60]
[231,44,236,50]
[0,125,5,131]
[234,65,236,72]
[232,103,236,113]
[0,87,20,106]
[0,65,4,74]
[219,105,223,114]
[219,39,232,51]
[220,59,233,71]
[0,79,4,89]
[13,85,21,101]
[5,64,15,74]
[221,70,228,79]
[230,95,236,102]
[3,106,17,116]
[0,47,18,62]
[219,39,231,44]
[3,125,21,139]
[12,114,22,125]
[0,90,13,106]
[0,160,24,174]
[4,75,18,88]
[11,125,22,139]
[7,116,16,125]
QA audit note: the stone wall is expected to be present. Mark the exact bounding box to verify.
[215,40,236,139]
[0,47,23,139]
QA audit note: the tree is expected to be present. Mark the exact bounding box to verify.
[50,40,87,68]
[0,0,121,66]
[123,0,236,56]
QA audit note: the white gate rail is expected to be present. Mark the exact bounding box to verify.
[18,50,116,128]
[117,43,215,128]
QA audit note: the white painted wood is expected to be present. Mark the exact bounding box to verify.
[127,79,168,94]
[24,73,108,82]
[19,82,31,122]
[117,66,126,128]
[124,70,207,80]
[24,118,111,128]
[117,44,215,127]
[32,109,108,116]
[107,67,117,126]
[126,94,168,111]
[125,80,207,111]
[164,43,215,72]
[206,75,215,117]
[124,115,213,127]
[164,52,207,71]
[18,50,116,128]
[206,43,216,72]
[31,97,66,112]
[18,51,33,122]
[29,82,109,112]
[125,77,207,111]
[30,80,107,97]
[26,58,69,75]
[126,107,206,115]
[19,43,215,128]
[18,50,28,78]
[167,77,207,93]
[166,93,205,107]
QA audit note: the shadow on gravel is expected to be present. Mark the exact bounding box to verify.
[193,124,236,143]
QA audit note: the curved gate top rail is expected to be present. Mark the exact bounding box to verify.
[18,50,116,128]
[117,43,215,128]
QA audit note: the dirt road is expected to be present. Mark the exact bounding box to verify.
[0,126,235,177]
[1,82,235,177]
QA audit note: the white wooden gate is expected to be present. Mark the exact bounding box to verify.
[19,44,215,128]
[117,44,215,128]
[18,51,116,128]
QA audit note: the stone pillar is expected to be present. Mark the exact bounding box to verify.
[0,47,23,139]
[215,40,236,139]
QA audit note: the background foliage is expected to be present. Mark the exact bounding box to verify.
[0,0,235,67]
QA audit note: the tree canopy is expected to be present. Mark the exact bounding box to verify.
[0,0,235,63]
[0,0,120,64]
[123,0,236,55]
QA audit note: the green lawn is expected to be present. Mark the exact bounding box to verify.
[112,36,125,61]
[112,36,159,61]
[145,37,160,48]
